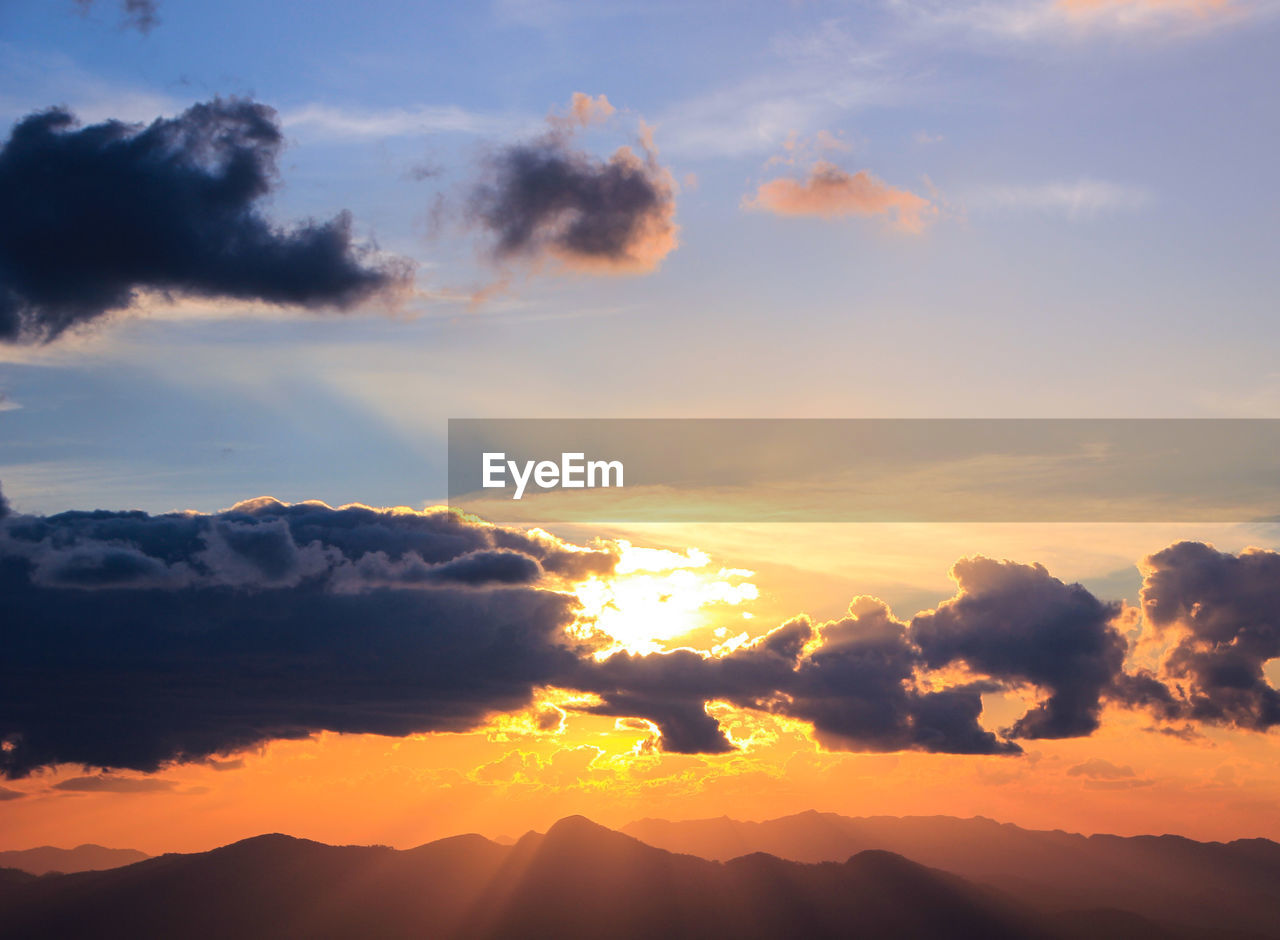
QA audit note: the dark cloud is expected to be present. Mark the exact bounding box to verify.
[0,98,407,343]
[1141,541,1280,730]
[535,705,565,733]
[468,95,678,274]
[1109,669,1183,720]
[587,694,736,754]
[0,495,616,777]
[5,491,1258,775]
[75,0,159,34]
[0,786,23,801]
[203,756,245,771]
[576,601,1016,756]
[785,599,1013,754]
[911,558,1127,739]
[0,487,1022,774]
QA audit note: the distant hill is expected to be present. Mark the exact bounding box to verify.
[623,811,1280,936]
[0,845,149,876]
[0,816,1270,938]
[0,817,1124,939]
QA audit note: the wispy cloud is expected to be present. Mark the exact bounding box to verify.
[655,22,896,158]
[52,775,180,793]
[0,44,177,126]
[280,103,533,142]
[887,0,1268,42]
[965,179,1151,218]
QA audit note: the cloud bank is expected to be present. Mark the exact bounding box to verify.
[0,495,616,776]
[0,98,408,343]
[3,485,1277,775]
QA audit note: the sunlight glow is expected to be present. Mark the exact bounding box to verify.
[574,540,759,655]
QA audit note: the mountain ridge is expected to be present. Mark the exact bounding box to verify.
[621,811,1280,935]
[0,814,1274,938]
[0,844,149,876]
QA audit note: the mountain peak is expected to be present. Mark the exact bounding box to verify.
[542,815,618,841]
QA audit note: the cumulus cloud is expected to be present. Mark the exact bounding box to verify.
[1140,541,1280,730]
[785,598,1015,753]
[577,599,1016,756]
[913,558,1128,739]
[0,495,617,777]
[468,94,679,275]
[744,161,935,233]
[0,98,409,343]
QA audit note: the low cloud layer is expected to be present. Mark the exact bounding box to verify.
[0,496,616,776]
[3,486,1276,776]
[745,161,935,233]
[469,94,679,274]
[0,98,407,343]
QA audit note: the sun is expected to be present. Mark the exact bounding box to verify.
[573,540,758,655]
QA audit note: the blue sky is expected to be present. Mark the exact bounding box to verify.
[1,0,1278,514]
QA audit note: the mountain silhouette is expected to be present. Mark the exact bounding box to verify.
[0,815,1271,939]
[0,845,149,876]
[623,811,1280,936]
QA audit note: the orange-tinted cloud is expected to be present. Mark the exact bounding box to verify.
[1057,0,1229,14]
[556,92,615,130]
[745,161,935,233]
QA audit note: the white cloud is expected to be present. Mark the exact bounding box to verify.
[965,179,1151,218]
[280,103,533,142]
[655,22,896,158]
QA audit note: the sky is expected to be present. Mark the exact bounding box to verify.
[2,0,1280,853]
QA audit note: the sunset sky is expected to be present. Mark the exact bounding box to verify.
[3,0,1280,855]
